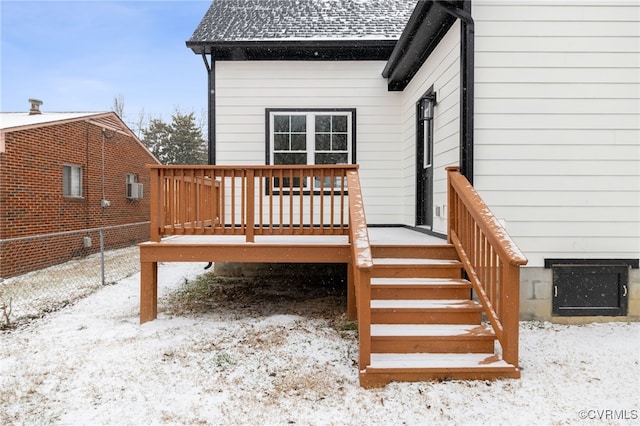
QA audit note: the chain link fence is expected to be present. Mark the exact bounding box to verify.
[0,223,146,328]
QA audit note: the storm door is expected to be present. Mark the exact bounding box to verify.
[416,90,436,228]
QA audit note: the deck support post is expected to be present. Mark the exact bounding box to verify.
[347,262,357,320]
[140,260,158,324]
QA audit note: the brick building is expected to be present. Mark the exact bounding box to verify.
[0,100,160,278]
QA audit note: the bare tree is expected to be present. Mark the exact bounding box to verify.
[112,94,125,118]
[133,108,147,139]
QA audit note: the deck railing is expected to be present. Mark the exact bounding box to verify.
[345,170,373,371]
[148,165,357,242]
[447,166,528,366]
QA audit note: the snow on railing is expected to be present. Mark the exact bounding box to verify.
[447,166,528,367]
[346,170,373,372]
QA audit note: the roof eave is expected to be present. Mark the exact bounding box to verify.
[382,1,461,91]
[186,39,400,61]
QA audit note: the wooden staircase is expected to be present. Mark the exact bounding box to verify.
[358,243,521,387]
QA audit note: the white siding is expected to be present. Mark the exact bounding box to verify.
[473,0,640,266]
[215,61,403,224]
[397,21,462,233]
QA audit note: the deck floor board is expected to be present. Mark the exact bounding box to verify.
[143,227,446,248]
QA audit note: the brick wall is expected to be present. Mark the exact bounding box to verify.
[0,117,158,278]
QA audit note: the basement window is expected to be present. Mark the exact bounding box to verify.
[546,259,638,316]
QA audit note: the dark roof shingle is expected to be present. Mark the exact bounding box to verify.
[188,0,416,43]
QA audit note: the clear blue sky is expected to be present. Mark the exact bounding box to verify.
[1,0,211,129]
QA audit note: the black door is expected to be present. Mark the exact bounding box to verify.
[416,92,435,228]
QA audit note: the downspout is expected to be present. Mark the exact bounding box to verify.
[201,52,216,165]
[434,0,474,185]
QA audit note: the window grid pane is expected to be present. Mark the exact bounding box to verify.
[270,111,352,191]
[273,115,307,154]
[314,115,348,165]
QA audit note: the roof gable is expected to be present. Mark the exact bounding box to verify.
[0,111,160,163]
[187,0,417,60]
[0,111,135,138]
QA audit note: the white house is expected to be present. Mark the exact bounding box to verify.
[186,0,639,321]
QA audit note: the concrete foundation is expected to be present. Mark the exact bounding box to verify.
[520,267,640,324]
[215,263,639,323]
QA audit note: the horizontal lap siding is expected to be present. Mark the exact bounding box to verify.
[398,21,461,232]
[474,0,640,267]
[215,61,402,224]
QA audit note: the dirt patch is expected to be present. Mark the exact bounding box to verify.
[161,271,356,333]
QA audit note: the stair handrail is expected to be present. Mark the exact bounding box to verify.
[346,169,373,371]
[446,166,527,367]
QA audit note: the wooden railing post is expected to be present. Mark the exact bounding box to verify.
[501,263,521,366]
[446,166,460,244]
[149,167,160,242]
[357,267,371,368]
[246,169,255,243]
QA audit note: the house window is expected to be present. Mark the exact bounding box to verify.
[266,109,355,191]
[63,164,82,197]
[126,174,143,200]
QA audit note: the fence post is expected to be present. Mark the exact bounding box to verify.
[100,228,105,285]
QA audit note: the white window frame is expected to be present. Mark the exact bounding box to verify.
[63,164,83,198]
[266,109,355,193]
[267,109,354,166]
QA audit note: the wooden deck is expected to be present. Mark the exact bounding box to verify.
[139,228,444,272]
[138,227,444,322]
[139,165,527,387]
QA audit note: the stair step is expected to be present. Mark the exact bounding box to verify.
[371,323,494,337]
[369,352,511,369]
[371,324,495,353]
[371,299,482,324]
[371,299,481,309]
[373,258,461,266]
[360,353,520,387]
[371,277,471,300]
[371,244,457,260]
[372,258,463,279]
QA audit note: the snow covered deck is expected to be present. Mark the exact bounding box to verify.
[139,227,445,264]
[148,227,444,246]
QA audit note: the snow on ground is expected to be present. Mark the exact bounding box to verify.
[1,262,639,425]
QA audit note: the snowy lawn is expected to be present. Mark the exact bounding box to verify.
[1,262,638,425]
